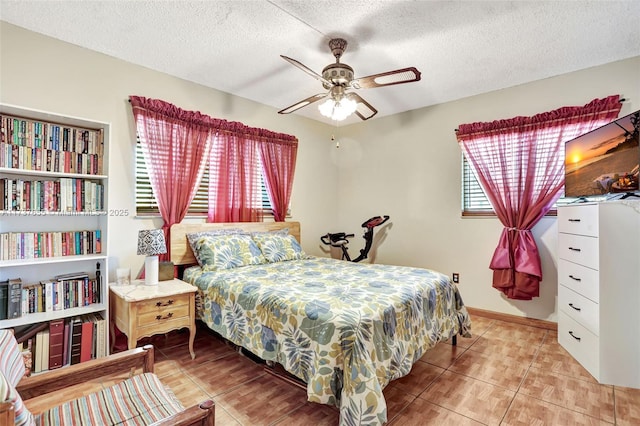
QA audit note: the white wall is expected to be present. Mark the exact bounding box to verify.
[2,21,639,322]
[336,56,640,321]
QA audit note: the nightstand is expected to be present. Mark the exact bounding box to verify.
[110,278,197,359]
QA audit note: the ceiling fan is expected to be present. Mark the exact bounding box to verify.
[278,38,422,121]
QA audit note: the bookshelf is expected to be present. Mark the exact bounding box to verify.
[0,103,110,370]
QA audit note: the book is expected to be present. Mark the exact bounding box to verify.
[42,280,53,313]
[94,313,106,358]
[8,278,22,319]
[54,271,89,281]
[69,317,83,365]
[80,315,94,362]
[0,280,8,320]
[41,329,49,371]
[34,329,45,373]
[48,318,65,369]
[63,319,70,366]
[13,321,47,344]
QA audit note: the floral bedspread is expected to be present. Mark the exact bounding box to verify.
[184,256,471,425]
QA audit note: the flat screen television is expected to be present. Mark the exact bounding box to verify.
[564,110,639,199]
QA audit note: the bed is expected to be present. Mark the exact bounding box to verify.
[170,221,471,425]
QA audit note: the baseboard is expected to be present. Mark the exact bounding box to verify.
[467,307,557,331]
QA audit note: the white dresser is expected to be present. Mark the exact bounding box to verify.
[557,201,640,388]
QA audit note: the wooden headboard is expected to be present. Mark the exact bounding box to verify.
[170,221,301,266]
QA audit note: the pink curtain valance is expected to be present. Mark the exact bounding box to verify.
[457,95,623,137]
[130,96,298,142]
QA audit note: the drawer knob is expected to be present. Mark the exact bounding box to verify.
[568,247,581,252]
[568,303,581,312]
[568,219,581,222]
[156,312,174,321]
[156,300,174,307]
[568,331,581,341]
[568,275,582,282]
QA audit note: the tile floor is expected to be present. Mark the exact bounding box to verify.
[25,313,640,425]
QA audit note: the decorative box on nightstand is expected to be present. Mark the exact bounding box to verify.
[109,278,197,359]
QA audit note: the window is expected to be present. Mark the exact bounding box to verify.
[460,123,607,216]
[135,138,272,215]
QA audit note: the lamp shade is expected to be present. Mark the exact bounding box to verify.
[137,229,167,256]
[318,96,357,121]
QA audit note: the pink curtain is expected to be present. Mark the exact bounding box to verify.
[206,123,298,223]
[129,96,213,259]
[456,95,622,300]
[259,136,298,221]
[208,130,262,223]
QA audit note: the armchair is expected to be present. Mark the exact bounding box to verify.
[0,329,214,425]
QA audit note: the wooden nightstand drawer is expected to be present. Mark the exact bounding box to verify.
[137,303,191,327]
[136,293,190,314]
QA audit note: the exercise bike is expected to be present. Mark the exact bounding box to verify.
[320,215,390,262]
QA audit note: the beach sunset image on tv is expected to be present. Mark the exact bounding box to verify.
[564,111,639,198]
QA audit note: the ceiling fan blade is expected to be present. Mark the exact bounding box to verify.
[280,55,332,87]
[351,67,421,89]
[349,93,378,120]
[278,93,328,115]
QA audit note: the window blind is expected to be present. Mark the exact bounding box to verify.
[135,137,272,215]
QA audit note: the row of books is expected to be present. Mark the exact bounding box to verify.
[1,115,103,156]
[0,143,103,175]
[0,229,102,261]
[13,314,107,376]
[0,273,102,320]
[0,177,105,212]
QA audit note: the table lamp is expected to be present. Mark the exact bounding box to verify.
[137,229,167,286]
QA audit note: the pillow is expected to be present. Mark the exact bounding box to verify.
[250,228,289,237]
[252,233,306,263]
[0,370,34,426]
[192,233,266,271]
[186,229,245,266]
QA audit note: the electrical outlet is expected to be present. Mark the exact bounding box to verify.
[452,273,459,283]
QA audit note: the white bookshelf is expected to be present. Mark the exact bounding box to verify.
[0,103,110,356]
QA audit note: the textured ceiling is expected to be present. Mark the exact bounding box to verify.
[1,0,639,126]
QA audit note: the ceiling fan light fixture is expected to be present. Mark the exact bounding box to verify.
[278,38,419,121]
[318,96,357,121]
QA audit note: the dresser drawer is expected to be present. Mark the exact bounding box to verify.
[558,233,599,269]
[137,303,191,327]
[558,311,599,379]
[136,293,190,314]
[558,285,599,335]
[558,260,599,302]
[558,204,599,237]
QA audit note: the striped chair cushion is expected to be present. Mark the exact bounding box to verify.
[0,370,35,426]
[35,373,184,426]
[0,329,26,385]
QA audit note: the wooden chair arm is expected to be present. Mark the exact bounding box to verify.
[17,345,155,400]
[0,401,15,426]
[149,399,215,426]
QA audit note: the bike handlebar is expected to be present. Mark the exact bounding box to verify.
[361,215,390,229]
